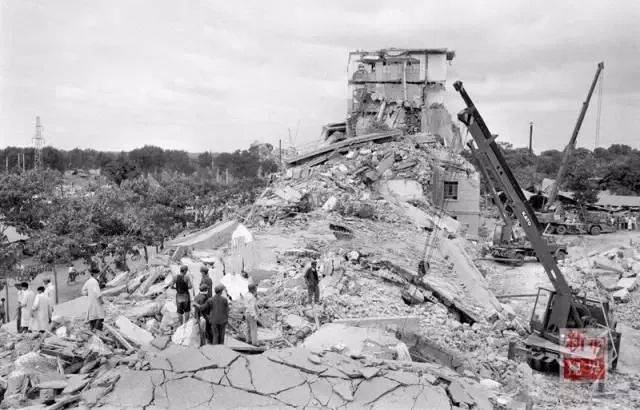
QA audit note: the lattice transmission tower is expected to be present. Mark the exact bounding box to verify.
[33,116,45,170]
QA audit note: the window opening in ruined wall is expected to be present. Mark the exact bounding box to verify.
[443,181,458,200]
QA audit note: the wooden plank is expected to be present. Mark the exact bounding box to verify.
[286,130,401,166]
[103,323,135,352]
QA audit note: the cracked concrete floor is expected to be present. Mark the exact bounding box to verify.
[97,345,494,409]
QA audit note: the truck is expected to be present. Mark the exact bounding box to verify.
[536,206,616,236]
[454,81,621,373]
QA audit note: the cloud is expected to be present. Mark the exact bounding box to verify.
[1,0,639,152]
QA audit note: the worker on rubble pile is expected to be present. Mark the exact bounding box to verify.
[304,260,320,305]
[193,284,213,344]
[82,268,105,331]
[200,266,213,298]
[0,298,6,324]
[19,282,35,333]
[244,283,258,345]
[43,277,55,306]
[241,270,255,287]
[211,284,229,345]
[30,286,52,333]
[14,283,23,332]
[172,265,194,326]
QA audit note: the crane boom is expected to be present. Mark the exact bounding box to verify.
[546,62,604,207]
[454,81,582,331]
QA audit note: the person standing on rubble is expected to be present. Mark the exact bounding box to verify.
[304,260,320,305]
[15,283,23,332]
[82,268,105,331]
[172,265,194,326]
[193,284,213,344]
[241,270,255,288]
[19,282,35,333]
[0,298,6,324]
[244,283,258,345]
[200,266,213,298]
[43,277,55,306]
[211,284,229,345]
[30,286,52,332]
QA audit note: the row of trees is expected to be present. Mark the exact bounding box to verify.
[0,143,280,182]
[465,143,640,203]
[1,169,269,282]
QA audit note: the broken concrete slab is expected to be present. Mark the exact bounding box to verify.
[151,335,170,350]
[371,384,424,409]
[617,276,638,291]
[613,288,631,302]
[351,376,399,405]
[275,383,312,407]
[264,347,327,374]
[62,374,89,394]
[332,379,355,401]
[225,356,255,391]
[309,377,333,406]
[148,355,172,371]
[163,345,215,373]
[125,301,161,319]
[593,258,625,275]
[211,384,285,408]
[246,354,307,395]
[160,377,214,409]
[194,368,226,384]
[414,384,451,409]
[333,315,421,334]
[596,274,622,291]
[303,323,400,358]
[99,369,154,408]
[115,315,153,346]
[384,370,420,386]
[199,344,240,368]
[447,381,476,407]
[359,367,380,379]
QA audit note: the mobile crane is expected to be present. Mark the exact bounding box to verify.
[454,81,621,372]
[468,142,567,266]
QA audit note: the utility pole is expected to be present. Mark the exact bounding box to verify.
[33,116,45,170]
[528,122,534,154]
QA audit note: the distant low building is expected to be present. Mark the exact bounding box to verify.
[596,192,640,210]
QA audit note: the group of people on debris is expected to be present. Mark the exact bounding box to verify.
[169,260,322,347]
[169,264,260,346]
[11,278,56,333]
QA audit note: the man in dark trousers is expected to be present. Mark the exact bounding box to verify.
[304,260,320,304]
[210,284,229,344]
[200,266,213,298]
[172,265,193,326]
[193,284,213,344]
[194,284,229,345]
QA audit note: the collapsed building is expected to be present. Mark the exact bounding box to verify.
[314,48,479,235]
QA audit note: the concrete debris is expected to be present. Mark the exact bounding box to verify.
[115,315,153,346]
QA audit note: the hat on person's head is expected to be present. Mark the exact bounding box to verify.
[21,282,28,288]
[37,286,45,292]
[180,265,188,273]
[199,283,210,292]
[214,284,225,294]
[311,260,317,266]
[200,266,209,274]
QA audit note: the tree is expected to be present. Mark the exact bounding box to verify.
[103,155,141,185]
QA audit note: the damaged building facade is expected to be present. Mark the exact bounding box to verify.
[342,48,462,149]
[308,48,479,236]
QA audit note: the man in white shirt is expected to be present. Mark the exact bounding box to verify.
[19,282,35,333]
[31,286,52,332]
[82,269,105,331]
[43,278,56,307]
[244,284,258,345]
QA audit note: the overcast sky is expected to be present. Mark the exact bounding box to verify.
[1,0,639,153]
